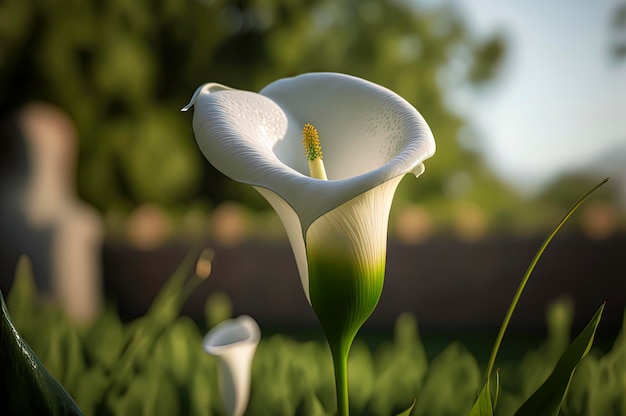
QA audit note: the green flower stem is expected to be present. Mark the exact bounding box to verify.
[330,339,351,416]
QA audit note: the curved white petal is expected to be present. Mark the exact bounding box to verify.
[203,315,260,416]
[254,186,310,300]
[190,73,435,232]
[182,83,233,112]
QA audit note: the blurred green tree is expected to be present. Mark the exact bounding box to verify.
[0,0,515,227]
[611,2,626,59]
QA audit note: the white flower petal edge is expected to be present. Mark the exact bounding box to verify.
[185,73,435,301]
[203,315,260,416]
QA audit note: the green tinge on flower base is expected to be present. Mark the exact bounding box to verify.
[308,251,385,416]
[308,251,385,353]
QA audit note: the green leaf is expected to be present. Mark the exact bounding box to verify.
[189,362,214,416]
[6,256,37,315]
[514,303,605,416]
[145,247,202,322]
[395,398,416,416]
[297,393,329,416]
[414,342,481,415]
[72,367,109,415]
[493,370,500,409]
[84,306,125,369]
[484,178,608,384]
[104,248,205,393]
[110,367,179,416]
[368,314,427,416]
[204,291,233,329]
[0,290,83,415]
[468,382,493,416]
[469,180,607,416]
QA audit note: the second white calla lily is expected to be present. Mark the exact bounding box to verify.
[184,72,435,415]
[203,315,260,416]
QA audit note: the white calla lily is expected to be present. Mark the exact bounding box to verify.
[183,73,434,298]
[203,315,260,416]
[185,72,435,415]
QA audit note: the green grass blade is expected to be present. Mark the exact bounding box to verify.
[395,398,416,416]
[484,178,608,382]
[514,303,605,416]
[468,381,493,416]
[146,246,203,322]
[493,370,500,409]
[6,256,37,317]
[104,248,206,395]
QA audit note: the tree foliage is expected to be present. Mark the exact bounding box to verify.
[0,0,509,217]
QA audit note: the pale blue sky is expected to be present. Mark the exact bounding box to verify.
[435,0,626,193]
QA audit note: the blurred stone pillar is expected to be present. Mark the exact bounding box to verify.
[17,102,103,324]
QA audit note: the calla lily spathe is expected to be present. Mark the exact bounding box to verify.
[183,73,435,301]
[203,315,260,416]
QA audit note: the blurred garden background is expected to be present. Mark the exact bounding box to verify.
[1,0,626,414]
[1,0,625,344]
